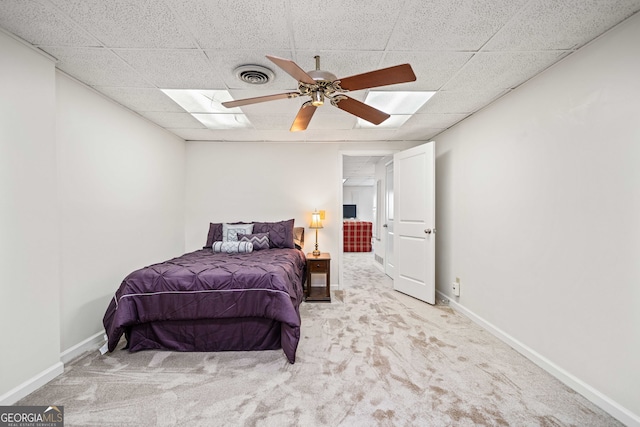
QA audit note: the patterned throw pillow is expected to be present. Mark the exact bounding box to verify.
[212,241,253,254]
[222,223,254,242]
[238,232,270,251]
[252,219,295,249]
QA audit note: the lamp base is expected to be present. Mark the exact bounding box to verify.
[312,227,321,256]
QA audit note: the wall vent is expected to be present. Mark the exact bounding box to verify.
[375,254,384,265]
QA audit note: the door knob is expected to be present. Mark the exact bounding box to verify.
[383,224,388,228]
[425,228,436,234]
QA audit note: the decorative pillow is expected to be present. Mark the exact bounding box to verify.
[222,223,254,242]
[205,222,223,248]
[252,219,295,249]
[205,221,252,247]
[212,241,253,254]
[238,232,270,251]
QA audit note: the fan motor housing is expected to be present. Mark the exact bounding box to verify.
[307,69,337,82]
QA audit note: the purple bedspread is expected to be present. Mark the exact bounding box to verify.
[103,248,306,363]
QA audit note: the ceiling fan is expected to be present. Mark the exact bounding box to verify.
[222,55,417,132]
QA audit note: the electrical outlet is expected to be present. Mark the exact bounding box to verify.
[452,277,461,296]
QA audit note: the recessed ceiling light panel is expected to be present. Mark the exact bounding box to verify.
[364,91,435,115]
[162,89,252,129]
[355,91,435,129]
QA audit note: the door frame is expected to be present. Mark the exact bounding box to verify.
[338,149,397,289]
[384,159,395,278]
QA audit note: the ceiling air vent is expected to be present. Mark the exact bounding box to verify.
[234,65,274,85]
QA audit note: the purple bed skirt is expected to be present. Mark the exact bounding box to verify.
[127,317,282,353]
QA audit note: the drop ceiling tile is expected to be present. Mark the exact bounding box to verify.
[344,177,376,186]
[381,51,474,90]
[95,87,184,112]
[300,130,359,142]
[175,128,273,141]
[292,51,386,81]
[0,0,99,47]
[307,129,397,142]
[43,46,152,87]
[141,112,207,129]
[167,128,212,140]
[405,113,469,129]
[48,0,196,48]
[419,89,508,113]
[307,111,358,131]
[245,114,298,131]
[289,0,402,51]
[442,51,568,91]
[246,109,357,132]
[205,50,296,90]
[484,0,640,51]
[388,0,529,51]
[259,131,314,142]
[343,157,378,177]
[166,0,291,49]
[394,127,446,141]
[115,49,224,89]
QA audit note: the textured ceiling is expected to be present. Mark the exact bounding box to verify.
[1,0,639,144]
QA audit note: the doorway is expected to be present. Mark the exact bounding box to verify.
[340,151,394,288]
[339,142,436,305]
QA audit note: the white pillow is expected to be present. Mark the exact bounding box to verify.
[222,223,254,242]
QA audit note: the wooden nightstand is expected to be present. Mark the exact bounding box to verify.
[306,252,331,302]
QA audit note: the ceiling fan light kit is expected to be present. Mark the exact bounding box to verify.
[222,55,417,132]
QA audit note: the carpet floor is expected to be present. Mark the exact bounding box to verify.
[17,252,620,426]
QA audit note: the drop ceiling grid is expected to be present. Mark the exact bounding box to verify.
[0,0,639,142]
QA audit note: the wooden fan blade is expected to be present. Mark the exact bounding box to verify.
[222,92,299,108]
[337,64,416,91]
[290,103,317,132]
[333,96,390,125]
[266,55,316,85]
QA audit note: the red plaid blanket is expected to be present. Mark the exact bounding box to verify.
[343,221,372,252]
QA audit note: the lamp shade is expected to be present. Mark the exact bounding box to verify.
[310,211,323,229]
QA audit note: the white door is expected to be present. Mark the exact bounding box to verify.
[384,161,395,278]
[393,142,436,304]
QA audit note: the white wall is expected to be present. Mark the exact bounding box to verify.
[56,73,185,352]
[0,30,185,403]
[435,13,640,424]
[343,185,374,222]
[0,32,61,399]
[185,142,340,280]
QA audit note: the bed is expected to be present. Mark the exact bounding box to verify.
[343,220,372,252]
[103,219,306,364]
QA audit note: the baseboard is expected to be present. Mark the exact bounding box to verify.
[60,331,105,364]
[373,260,385,274]
[436,290,640,427]
[0,332,106,406]
[0,362,64,405]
